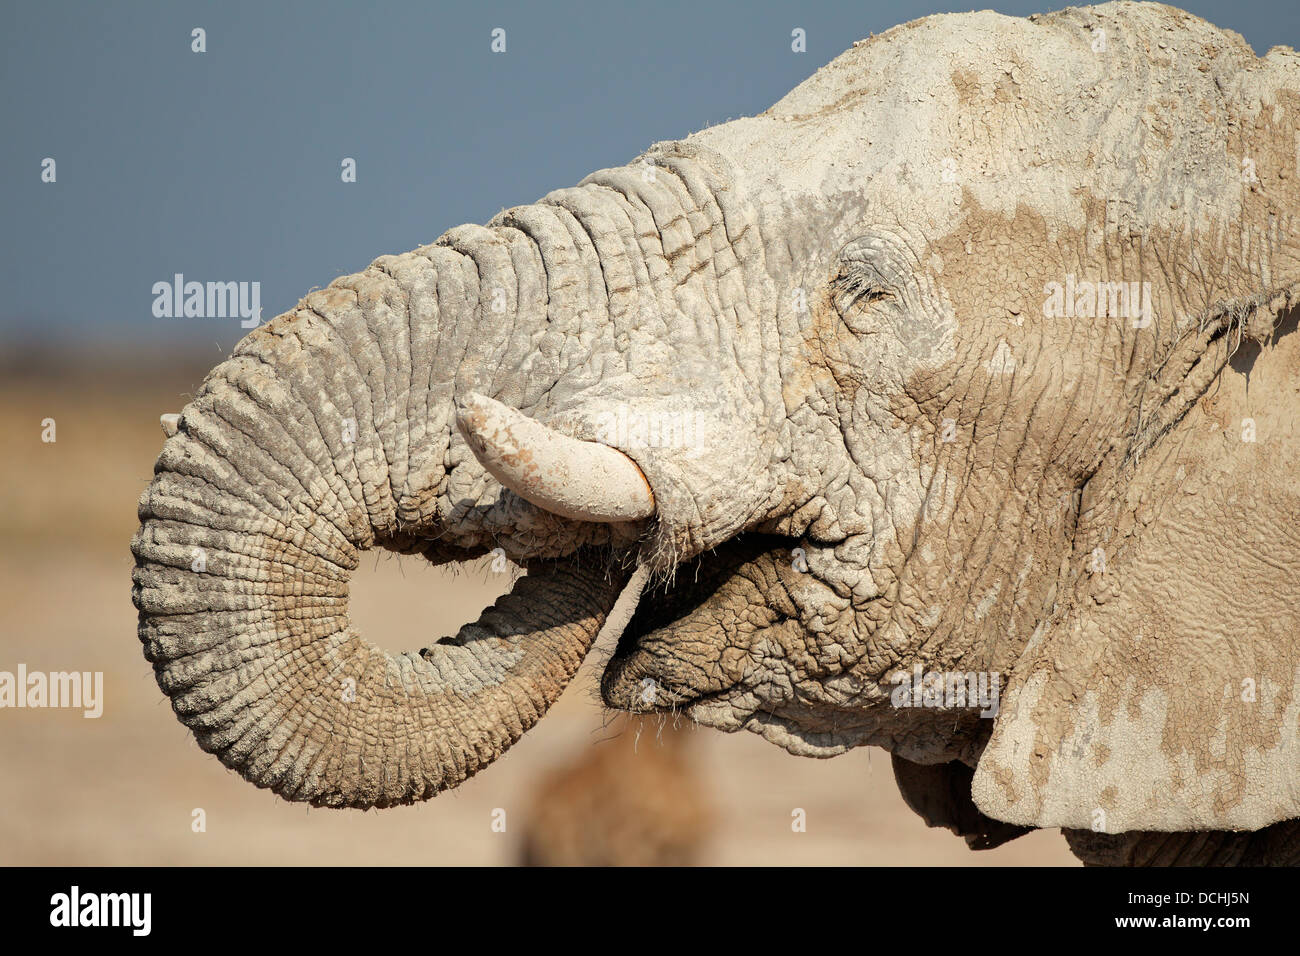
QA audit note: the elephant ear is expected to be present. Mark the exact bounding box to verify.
[973,306,1300,833]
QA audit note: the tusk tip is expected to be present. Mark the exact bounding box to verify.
[160,413,180,437]
[453,391,491,429]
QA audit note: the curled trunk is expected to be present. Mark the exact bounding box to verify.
[131,238,629,807]
[133,149,755,805]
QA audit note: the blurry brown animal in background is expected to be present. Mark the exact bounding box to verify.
[519,720,711,866]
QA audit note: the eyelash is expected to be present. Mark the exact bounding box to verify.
[832,271,892,312]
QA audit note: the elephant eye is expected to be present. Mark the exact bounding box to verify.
[834,272,892,308]
[831,266,894,334]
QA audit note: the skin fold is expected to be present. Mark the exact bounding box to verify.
[133,1,1300,863]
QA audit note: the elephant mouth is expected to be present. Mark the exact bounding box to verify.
[453,390,765,720]
[600,534,791,719]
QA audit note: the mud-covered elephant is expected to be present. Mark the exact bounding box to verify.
[133,1,1300,865]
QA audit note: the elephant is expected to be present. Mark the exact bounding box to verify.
[132,1,1300,866]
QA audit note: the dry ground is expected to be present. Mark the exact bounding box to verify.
[0,363,1077,865]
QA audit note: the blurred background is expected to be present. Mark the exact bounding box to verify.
[4,0,1293,865]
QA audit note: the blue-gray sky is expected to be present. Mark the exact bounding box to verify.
[2,0,1296,357]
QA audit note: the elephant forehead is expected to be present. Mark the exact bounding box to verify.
[688,4,1255,241]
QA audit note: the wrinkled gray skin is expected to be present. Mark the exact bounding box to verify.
[134,2,1300,864]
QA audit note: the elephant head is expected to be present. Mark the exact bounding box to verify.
[134,1,1300,854]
